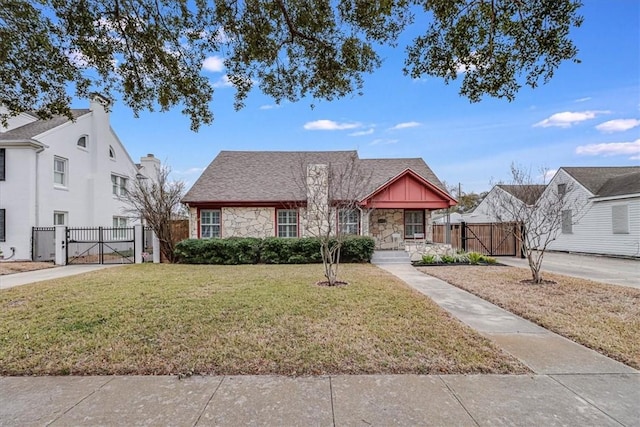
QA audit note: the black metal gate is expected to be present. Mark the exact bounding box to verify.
[32,227,56,261]
[66,227,135,265]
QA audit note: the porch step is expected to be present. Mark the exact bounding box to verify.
[371,250,411,264]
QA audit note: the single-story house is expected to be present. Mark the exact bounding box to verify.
[464,184,546,224]
[182,150,456,247]
[544,166,640,258]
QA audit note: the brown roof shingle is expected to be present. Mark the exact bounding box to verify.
[497,185,546,205]
[182,151,450,203]
[0,109,91,141]
[562,166,640,196]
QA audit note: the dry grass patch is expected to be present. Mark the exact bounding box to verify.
[418,266,640,369]
[0,264,527,376]
[0,262,55,275]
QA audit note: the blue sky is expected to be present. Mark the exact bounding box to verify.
[77,1,639,194]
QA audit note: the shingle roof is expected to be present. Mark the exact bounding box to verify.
[595,171,640,197]
[497,185,546,205]
[182,151,450,203]
[0,109,91,141]
[562,167,640,196]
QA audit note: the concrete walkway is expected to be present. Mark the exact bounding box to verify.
[0,264,123,290]
[500,252,639,289]
[1,262,638,426]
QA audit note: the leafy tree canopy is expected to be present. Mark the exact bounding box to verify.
[1,0,582,130]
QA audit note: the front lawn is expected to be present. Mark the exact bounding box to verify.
[418,266,640,369]
[0,264,527,376]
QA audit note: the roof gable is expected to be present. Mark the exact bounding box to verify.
[361,169,456,209]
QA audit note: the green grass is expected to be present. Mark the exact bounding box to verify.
[0,264,527,376]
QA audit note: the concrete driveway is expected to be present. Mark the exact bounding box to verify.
[500,252,639,289]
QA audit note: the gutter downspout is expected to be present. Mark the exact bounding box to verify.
[35,145,45,227]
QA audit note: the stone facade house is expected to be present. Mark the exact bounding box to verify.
[182,151,456,247]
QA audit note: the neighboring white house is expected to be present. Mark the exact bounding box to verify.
[543,167,640,258]
[0,94,160,260]
[464,184,545,224]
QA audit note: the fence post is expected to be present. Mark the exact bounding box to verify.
[460,221,467,252]
[54,226,67,266]
[134,225,143,264]
[152,231,161,263]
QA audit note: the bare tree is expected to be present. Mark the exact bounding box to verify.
[122,164,186,263]
[488,163,585,283]
[296,154,372,286]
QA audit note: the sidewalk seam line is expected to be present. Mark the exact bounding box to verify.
[438,376,480,427]
[47,376,115,426]
[193,375,224,427]
[329,376,336,427]
[548,374,626,427]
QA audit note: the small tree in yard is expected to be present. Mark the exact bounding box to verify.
[488,164,585,284]
[297,154,372,286]
[122,164,185,263]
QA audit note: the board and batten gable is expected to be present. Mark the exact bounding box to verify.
[545,168,640,258]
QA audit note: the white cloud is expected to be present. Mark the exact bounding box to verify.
[575,139,640,158]
[370,139,399,146]
[534,110,609,128]
[390,121,421,130]
[574,97,591,103]
[349,129,374,136]
[303,120,360,131]
[456,63,476,74]
[541,169,558,182]
[595,119,640,133]
[259,104,278,110]
[202,55,224,72]
[212,75,233,88]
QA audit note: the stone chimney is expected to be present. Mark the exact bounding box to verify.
[305,164,330,234]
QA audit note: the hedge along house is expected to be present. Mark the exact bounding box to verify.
[182,151,456,247]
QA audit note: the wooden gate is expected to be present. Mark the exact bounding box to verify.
[432,222,522,256]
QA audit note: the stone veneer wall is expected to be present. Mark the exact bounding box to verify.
[370,209,434,244]
[221,207,275,238]
[370,209,404,245]
[188,206,198,239]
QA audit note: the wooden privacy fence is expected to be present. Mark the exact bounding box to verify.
[159,219,190,262]
[432,222,523,257]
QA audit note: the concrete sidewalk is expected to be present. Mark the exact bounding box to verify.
[1,262,638,426]
[0,264,123,290]
[499,252,639,289]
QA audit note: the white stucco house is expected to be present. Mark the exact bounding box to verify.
[0,94,159,260]
[544,167,640,258]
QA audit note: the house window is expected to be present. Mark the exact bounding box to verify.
[277,209,298,238]
[112,216,128,239]
[200,209,220,238]
[53,211,67,226]
[404,210,424,238]
[0,209,5,242]
[612,205,629,234]
[557,183,566,197]
[109,145,116,159]
[0,148,5,181]
[338,209,359,235]
[561,209,573,234]
[54,156,67,186]
[111,174,128,196]
[77,135,87,148]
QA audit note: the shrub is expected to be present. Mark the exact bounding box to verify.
[467,252,484,265]
[441,254,457,264]
[175,236,374,265]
